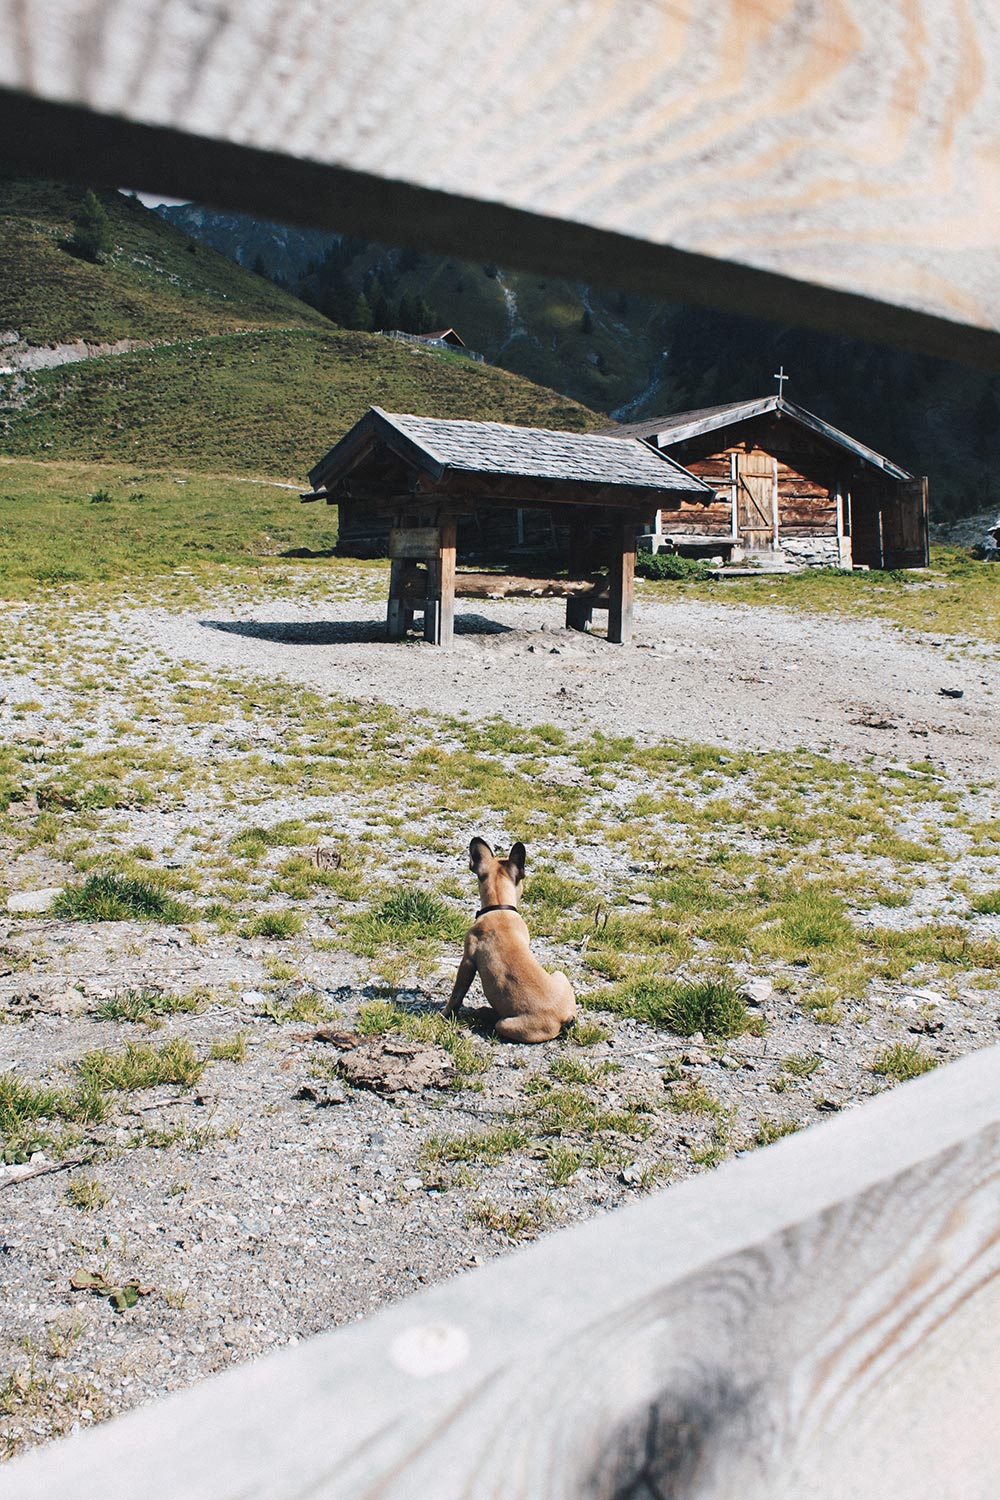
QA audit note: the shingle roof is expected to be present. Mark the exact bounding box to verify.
[601,397,913,480]
[316,408,711,493]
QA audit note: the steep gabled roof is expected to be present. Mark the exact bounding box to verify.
[604,397,913,480]
[422,328,465,345]
[309,407,715,496]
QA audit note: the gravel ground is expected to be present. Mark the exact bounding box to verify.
[1,584,998,1459]
[142,589,998,776]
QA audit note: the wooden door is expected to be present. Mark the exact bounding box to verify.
[737,449,777,550]
[882,477,929,568]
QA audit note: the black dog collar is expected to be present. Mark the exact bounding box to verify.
[475,904,520,918]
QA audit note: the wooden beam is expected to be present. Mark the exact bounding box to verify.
[607,519,636,645]
[565,512,595,633]
[2,3,999,370]
[8,1048,1000,1498]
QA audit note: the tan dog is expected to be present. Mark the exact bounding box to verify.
[443,837,576,1042]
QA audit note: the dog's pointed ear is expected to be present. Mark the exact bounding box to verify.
[469,837,494,874]
[508,842,526,881]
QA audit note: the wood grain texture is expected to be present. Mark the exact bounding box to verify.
[2,1,1000,367]
[8,1047,1000,1499]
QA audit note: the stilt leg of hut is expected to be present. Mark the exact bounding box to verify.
[607,519,636,645]
[425,518,456,647]
[565,515,593,633]
[386,559,408,640]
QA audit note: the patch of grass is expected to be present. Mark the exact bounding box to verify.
[547,1056,616,1086]
[91,987,200,1027]
[588,973,763,1038]
[780,1052,822,1078]
[344,888,465,956]
[0,1073,98,1164]
[970,890,1000,915]
[753,1117,802,1146]
[0,1360,108,1461]
[53,873,192,923]
[468,1195,553,1240]
[65,1175,109,1211]
[240,909,304,940]
[667,1083,725,1117]
[75,1038,205,1093]
[523,1081,657,1140]
[635,551,710,581]
[543,1144,585,1186]
[569,1018,610,1047]
[420,1124,529,1167]
[256,989,334,1025]
[870,1043,938,1082]
[208,1033,247,1063]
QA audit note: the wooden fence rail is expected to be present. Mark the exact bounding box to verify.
[1,1,1000,369]
[7,1046,1000,1499]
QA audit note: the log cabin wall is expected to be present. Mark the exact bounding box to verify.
[668,420,838,528]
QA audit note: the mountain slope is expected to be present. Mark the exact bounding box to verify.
[158,203,1000,518]
[1,329,601,479]
[0,180,603,480]
[0,178,328,347]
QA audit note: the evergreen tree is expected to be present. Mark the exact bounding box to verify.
[581,308,594,336]
[352,293,374,331]
[397,290,419,333]
[67,190,113,264]
[414,297,436,335]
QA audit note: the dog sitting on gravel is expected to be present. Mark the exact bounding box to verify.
[443,837,576,1043]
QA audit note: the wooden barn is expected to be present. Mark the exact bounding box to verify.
[304,406,714,644]
[608,395,929,569]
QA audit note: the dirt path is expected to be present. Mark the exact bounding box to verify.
[140,593,997,779]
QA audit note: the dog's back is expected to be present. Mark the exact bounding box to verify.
[443,838,576,1043]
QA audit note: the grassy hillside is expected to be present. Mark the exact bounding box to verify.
[0,457,337,590]
[0,178,328,345]
[0,327,602,478]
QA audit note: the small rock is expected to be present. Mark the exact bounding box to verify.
[45,989,87,1016]
[905,988,945,1004]
[619,1165,642,1185]
[241,990,267,1006]
[689,1032,705,1045]
[680,1048,711,1067]
[628,893,652,906]
[938,687,964,699]
[294,1082,348,1107]
[6,886,64,914]
[401,1177,423,1192]
[739,977,773,1006]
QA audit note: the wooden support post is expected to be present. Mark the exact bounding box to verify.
[424,517,457,647]
[565,513,593,633]
[386,558,408,640]
[607,518,636,645]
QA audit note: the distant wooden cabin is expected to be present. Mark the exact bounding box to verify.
[608,397,929,569]
[303,407,714,644]
[422,328,465,347]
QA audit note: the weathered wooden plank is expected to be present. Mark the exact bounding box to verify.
[388,526,440,561]
[437,516,456,649]
[7,1048,1000,1499]
[1,2,999,368]
[607,519,636,644]
[455,572,607,602]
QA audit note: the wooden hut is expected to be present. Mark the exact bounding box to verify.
[304,407,714,645]
[608,396,929,569]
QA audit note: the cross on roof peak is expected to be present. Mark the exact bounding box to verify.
[774,366,789,397]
